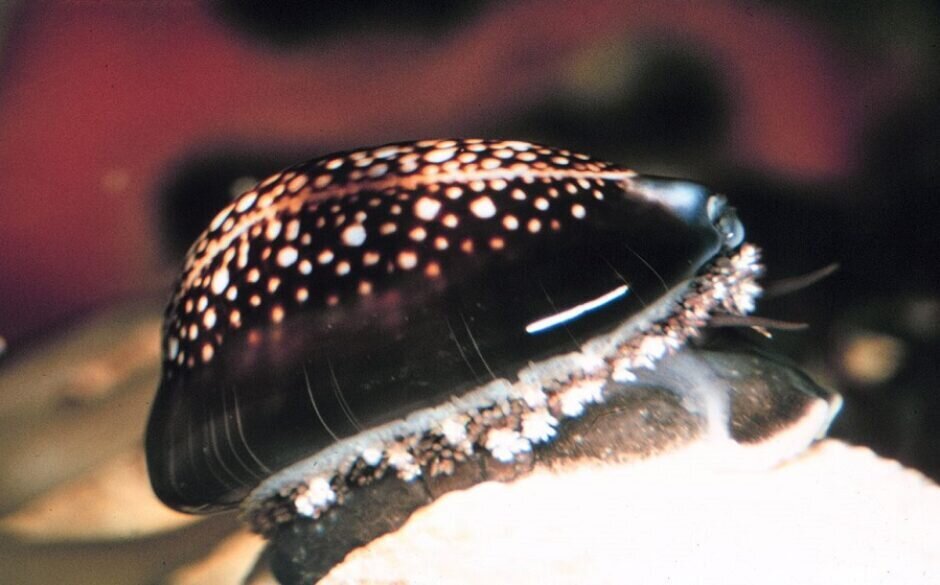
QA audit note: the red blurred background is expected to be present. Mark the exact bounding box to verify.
[1,0,921,344]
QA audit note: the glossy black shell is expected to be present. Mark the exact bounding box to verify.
[145,139,738,512]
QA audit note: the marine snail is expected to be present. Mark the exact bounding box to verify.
[145,139,840,583]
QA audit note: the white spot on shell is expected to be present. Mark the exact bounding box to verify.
[285,219,301,241]
[209,205,232,231]
[237,241,250,268]
[210,268,230,295]
[203,308,217,329]
[367,163,388,178]
[397,250,418,270]
[571,203,587,219]
[425,148,456,163]
[409,226,428,242]
[363,251,381,266]
[414,197,442,221]
[265,220,282,241]
[167,336,179,359]
[341,224,367,247]
[259,173,281,188]
[318,249,335,264]
[235,192,257,212]
[470,196,497,219]
[287,175,308,193]
[277,246,299,267]
[373,145,401,159]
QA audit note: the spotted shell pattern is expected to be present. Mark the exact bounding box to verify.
[164,139,636,374]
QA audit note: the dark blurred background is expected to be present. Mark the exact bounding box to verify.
[0,1,937,583]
